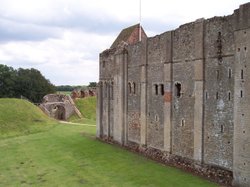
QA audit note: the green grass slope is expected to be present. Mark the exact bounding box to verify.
[0,98,56,139]
[0,124,218,187]
[69,97,96,125]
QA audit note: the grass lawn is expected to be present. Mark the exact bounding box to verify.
[0,98,57,139]
[69,97,96,125]
[0,124,218,187]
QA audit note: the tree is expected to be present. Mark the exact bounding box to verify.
[15,68,56,103]
[88,82,97,88]
[0,64,56,103]
[0,64,16,98]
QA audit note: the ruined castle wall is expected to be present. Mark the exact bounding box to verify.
[203,16,235,170]
[146,34,169,149]
[127,43,142,143]
[171,23,196,160]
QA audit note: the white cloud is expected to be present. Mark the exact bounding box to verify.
[0,0,249,85]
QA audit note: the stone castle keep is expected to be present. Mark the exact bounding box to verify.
[97,3,250,186]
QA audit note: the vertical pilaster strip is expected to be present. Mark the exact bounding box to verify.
[163,31,173,152]
[96,81,103,138]
[113,53,125,144]
[123,51,128,145]
[193,19,204,162]
[140,40,147,146]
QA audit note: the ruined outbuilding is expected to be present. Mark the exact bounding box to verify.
[97,3,250,187]
[40,94,82,120]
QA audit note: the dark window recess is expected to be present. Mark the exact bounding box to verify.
[228,92,231,101]
[240,90,243,98]
[110,82,114,100]
[238,48,240,52]
[241,69,244,79]
[216,70,219,80]
[105,83,108,98]
[244,47,247,51]
[205,92,208,100]
[133,82,136,94]
[160,84,164,96]
[221,125,224,133]
[154,84,158,95]
[216,92,219,100]
[175,82,181,98]
[217,32,222,61]
[181,119,185,127]
[128,82,132,94]
[228,68,232,78]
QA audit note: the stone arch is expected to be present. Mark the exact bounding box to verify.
[52,105,66,120]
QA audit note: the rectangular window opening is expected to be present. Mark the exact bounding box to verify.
[216,92,219,100]
[228,68,232,78]
[241,69,244,79]
[216,70,219,80]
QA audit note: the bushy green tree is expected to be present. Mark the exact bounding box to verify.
[0,64,16,98]
[15,68,56,103]
[88,82,97,88]
[0,64,56,103]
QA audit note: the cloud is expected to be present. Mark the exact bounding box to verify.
[0,0,249,86]
[0,29,114,85]
[0,17,62,42]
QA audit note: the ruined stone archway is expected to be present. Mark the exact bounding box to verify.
[52,105,66,120]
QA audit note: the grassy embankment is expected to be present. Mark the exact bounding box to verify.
[0,98,218,186]
[69,97,96,125]
[0,98,57,139]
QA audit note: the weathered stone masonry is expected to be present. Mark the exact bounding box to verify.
[97,3,250,186]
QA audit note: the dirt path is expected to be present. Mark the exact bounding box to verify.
[59,121,96,127]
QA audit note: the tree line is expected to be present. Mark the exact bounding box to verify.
[0,64,56,103]
[56,82,97,92]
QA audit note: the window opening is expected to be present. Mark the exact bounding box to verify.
[228,68,232,78]
[241,69,244,79]
[181,119,185,127]
[175,82,181,98]
[216,92,219,100]
[221,125,224,133]
[240,90,243,98]
[128,82,132,94]
[111,82,114,100]
[133,82,136,94]
[155,114,159,122]
[228,92,231,101]
[160,84,164,96]
[154,84,158,95]
[216,70,219,80]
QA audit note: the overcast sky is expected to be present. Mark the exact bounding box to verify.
[0,0,249,85]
